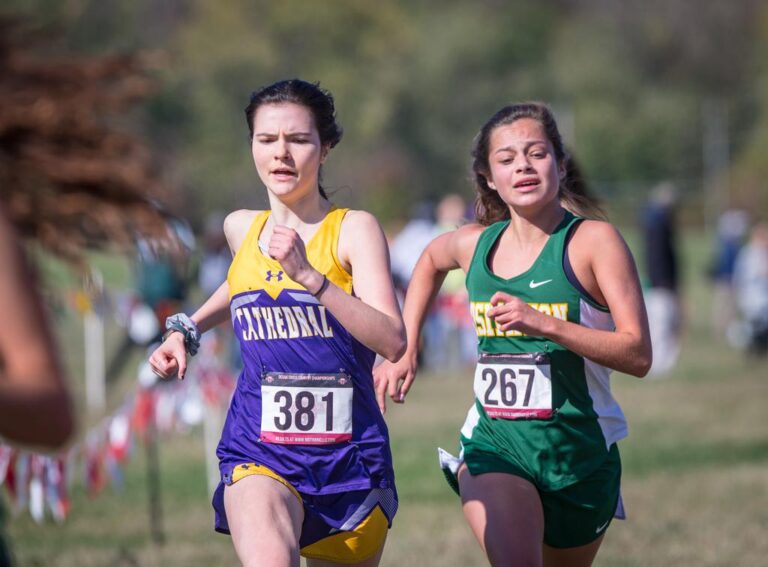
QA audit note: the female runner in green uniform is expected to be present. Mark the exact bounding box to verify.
[375,103,651,567]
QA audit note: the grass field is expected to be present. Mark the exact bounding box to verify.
[5,230,768,566]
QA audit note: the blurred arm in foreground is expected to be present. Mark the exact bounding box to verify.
[0,206,73,448]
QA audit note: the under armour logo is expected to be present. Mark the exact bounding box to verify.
[266,270,284,282]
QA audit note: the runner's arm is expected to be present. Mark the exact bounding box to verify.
[374,224,482,411]
[318,211,406,361]
[0,208,74,448]
[149,210,252,379]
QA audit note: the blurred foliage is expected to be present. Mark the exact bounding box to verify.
[2,0,766,227]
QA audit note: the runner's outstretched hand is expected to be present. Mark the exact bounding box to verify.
[149,332,187,380]
[373,351,418,414]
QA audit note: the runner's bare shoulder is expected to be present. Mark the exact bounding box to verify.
[337,209,387,272]
[224,209,262,256]
[450,222,485,271]
[568,220,629,265]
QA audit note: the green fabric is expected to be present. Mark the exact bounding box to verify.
[136,259,185,309]
[438,441,622,548]
[462,212,610,490]
[540,443,622,548]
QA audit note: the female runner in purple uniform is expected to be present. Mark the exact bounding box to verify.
[149,79,405,567]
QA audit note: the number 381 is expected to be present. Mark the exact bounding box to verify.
[273,390,334,431]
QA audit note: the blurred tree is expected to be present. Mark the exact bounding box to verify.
[4,0,766,225]
[155,0,417,218]
[550,0,763,220]
[728,2,768,215]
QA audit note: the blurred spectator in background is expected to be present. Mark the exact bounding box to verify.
[390,201,439,368]
[197,212,241,372]
[391,197,479,370]
[135,218,195,325]
[110,219,195,380]
[428,194,477,369]
[731,222,768,355]
[198,212,231,297]
[390,201,437,293]
[710,208,750,341]
[641,182,681,376]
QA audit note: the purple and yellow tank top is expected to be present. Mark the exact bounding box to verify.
[217,207,395,495]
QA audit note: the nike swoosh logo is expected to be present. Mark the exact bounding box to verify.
[529,279,552,289]
[595,518,611,534]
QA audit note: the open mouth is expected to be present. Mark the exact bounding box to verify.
[271,168,297,178]
[514,178,539,189]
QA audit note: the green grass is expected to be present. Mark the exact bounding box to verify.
[5,230,768,566]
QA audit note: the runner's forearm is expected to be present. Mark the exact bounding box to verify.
[190,281,231,333]
[541,317,651,377]
[314,280,406,362]
[401,250,449,357]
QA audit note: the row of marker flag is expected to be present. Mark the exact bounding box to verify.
[0,361,235,523]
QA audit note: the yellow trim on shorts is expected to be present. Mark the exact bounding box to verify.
[301,506,389,564]
[230,463,302,502]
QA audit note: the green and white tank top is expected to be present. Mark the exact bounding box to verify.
[462,212,627,488]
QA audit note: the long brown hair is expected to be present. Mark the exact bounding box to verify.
[471,102,605,225]
[0,18,174,262]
